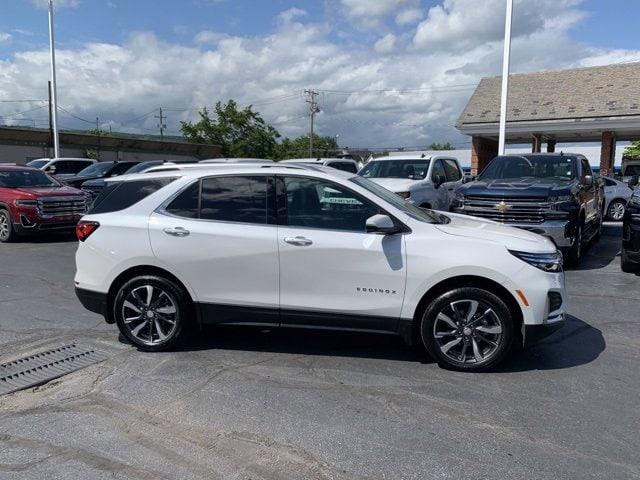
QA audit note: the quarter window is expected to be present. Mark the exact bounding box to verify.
[284,177,379,232]
[165,182,199,219]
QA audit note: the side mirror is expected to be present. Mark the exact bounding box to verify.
[47,165,56,174]
[366,214,399,235]
[583,175,593,187]
[629,175,639,188]
[433,174,445,188]
[462,175,475,184]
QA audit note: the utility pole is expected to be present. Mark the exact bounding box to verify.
[498,0,513,155]
[305,89,320,158]
[96,117,101,159]
[48,0,60,158]
[47,81,54,151]
[155,107,166,141]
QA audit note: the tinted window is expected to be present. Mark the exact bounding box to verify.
[165,181,199,219]
[200,176,267,224]
[77,162,114,177]
[26,159,48,168]
[0,170,59,188]
[580,158,593,180]
[443,159,462,181]
[285,177,379,232]
[330,162,358,173]
[110,162,139,176]
[480,155,576,180]
[359,160,430,179]
[604,178,616,187]
[431,160,446,181]
[90,178,176,214]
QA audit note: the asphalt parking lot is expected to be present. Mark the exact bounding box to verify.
[0,224,639,480]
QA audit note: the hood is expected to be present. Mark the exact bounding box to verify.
[459,177,574,198]
[368,177,419,192]
[12,185,84,198]
[435,212,556,253]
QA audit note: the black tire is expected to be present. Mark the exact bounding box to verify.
[607,199,626,222]
[419,287,515,372]
[621,248,639,273]
[566,221,583,266]
[113,275,191,351]
[0,209,18,243]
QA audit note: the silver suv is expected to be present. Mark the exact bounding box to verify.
[358,154,463,211]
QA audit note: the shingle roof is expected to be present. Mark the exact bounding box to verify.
[457,62,640,126]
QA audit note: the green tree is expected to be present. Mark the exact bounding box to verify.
[273,134,339,160]
[623,140,640,159]
[428,142,454,150]
[181,100,280,158]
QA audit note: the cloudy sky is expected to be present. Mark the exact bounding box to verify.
[0,0,639,150]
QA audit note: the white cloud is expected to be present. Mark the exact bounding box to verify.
[395,7,422,25]
[1,3,638,149]
[0,33,12,44]
[278,7,307,24]
[341,0,420,27]
[374,33,396,54]
[31,0,81,9]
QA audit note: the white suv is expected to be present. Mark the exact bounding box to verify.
[358,155,463,211]
[75,164,566,371]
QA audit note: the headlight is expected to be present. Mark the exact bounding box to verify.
[509,250,563,273]
[14,199,37,207]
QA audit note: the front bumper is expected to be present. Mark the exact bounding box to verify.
[12,212,83,235]
[523,315,565,347]
[513,220,573,248]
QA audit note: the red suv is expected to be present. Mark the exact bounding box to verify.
[0,165,87,242]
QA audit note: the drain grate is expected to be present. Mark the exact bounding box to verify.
[0,344,107,395]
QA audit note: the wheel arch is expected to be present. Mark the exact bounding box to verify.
[107,265,197,324]
[411,275,524,346]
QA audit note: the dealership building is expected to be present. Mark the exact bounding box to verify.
[0,126,221,164]
[457,62,640,175]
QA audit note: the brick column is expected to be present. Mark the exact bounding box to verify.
[600,131,616,177]
[531,134,542,153]
[470,136,498,176]
[547,139,556,153]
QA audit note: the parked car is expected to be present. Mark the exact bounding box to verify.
[452,153,603,265]
[621,188,640,273]
[0,165,87,242]
[74,164,566,372]
[63,161,140,188]
[357,155,464,211]
[199,158,273,164]
[620,157,640,184]
[81,161,170,200]
[280,158,359,173]
[602,176,633,221]
[26,157,96,180]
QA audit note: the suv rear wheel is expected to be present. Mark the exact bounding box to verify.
[420,287,514,371]
[113,275,190,351]
[0,209,17,243]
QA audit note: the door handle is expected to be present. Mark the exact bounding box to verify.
[284,236,312,246]
[163,226,190,237]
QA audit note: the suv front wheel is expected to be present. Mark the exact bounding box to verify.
[420,287,514,371]
[0,209,17,243]
[113,275,190,351]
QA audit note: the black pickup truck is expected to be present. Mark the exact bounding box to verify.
[452,153,603,265]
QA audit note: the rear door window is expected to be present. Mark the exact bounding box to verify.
[200,176,268,224]
[90,178,176,214]
[330,162,358,173]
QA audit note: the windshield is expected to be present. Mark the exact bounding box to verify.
[624,165,640,176]
[76,162,114,177]
[26,159,49,169]
[350,176,443,224]
[359,160,430,180]
[0,170,60,188]
[480,155,576,181]
[124,162,161,174]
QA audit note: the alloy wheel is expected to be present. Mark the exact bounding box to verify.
[432,299,504,365]
[608,201,625,221]
[0,212,10,241]
[121,284,178,345]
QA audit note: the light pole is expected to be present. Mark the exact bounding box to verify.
[498,0,513,155]
[48,0,60,158]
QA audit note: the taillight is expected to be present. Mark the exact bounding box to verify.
[397,191,410,199]
[76,221,100,241]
